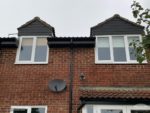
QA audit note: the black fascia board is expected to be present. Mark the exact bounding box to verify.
[80,98,150,105]
[47,37,95,48]
[0,37,18,48]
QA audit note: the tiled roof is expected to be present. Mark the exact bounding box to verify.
[80,87,150,99]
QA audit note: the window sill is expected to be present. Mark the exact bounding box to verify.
[14,62,48,64]
[95,61,148,64]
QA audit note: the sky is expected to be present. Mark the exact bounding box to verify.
[0,0,149,37]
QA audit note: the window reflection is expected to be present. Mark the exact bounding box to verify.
[13,109,27,113]
[97,37,111,60]
[31,108,45,113]
[128,36,139,60]
[86,105,93,113]
[131,110,150,113]
[101,109,123,113]
[34,38,47,62]
[19,38,33,61]
[112,36,126,62]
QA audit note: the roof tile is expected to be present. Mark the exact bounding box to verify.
[80,87,150,99]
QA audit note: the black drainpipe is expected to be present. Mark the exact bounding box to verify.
[69,38,74,113]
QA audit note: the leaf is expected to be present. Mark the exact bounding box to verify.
[131,0,150,63]
[145,15,150,18]
[133,10,139,18]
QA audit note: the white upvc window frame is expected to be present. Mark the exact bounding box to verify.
[83,105,126,113]
[95,34,147,64]
[10,105,47,113]
[95,105,126,113]
[15,36,49,64]
[10,106,47,113]
[83,104,150,113]
[127,104,150,113]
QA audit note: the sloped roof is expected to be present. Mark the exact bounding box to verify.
[80,87,150,99]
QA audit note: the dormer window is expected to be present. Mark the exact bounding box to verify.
[95,35,145,64]
[15,36,48,64]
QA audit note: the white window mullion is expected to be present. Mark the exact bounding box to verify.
[126,105,130,113]
[27,107,31,113]
[123,106,127,113]
[16,37,23,62]
[109,36,114,63]
[46,44,49,63]
[31,36,37,62]
[95,37,99,63]
[139,35,142,42]
[94,105,99,113]
[124,35,130,62]
[82,106,87,113]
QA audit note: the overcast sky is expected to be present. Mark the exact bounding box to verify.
[0,0,149,37]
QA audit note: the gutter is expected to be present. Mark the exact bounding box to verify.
[0,37,18,48]
[47,37,95,48]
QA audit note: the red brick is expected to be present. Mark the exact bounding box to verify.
[0,48,150,113]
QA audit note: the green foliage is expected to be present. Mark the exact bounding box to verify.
[131,1,150,63]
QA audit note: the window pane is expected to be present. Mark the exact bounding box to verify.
[31,108,45,113]
[128,36,140,44]
[97,37,110,47]
[34,38,48,62]
[112,36,126,62]
[97,37,110,60]
[131,110,150,113]
[13,109,27,113]
[128,36,139,60]
[98,48,110,60]
[19,38,33,61]
[101,109,123,113]
[129,47,136,60]
[86,105,93,113]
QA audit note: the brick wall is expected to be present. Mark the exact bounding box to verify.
[0,48,150,113]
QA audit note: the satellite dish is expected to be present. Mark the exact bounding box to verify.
[48,79,67,92]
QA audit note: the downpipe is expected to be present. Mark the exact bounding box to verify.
[69,38,74,113]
